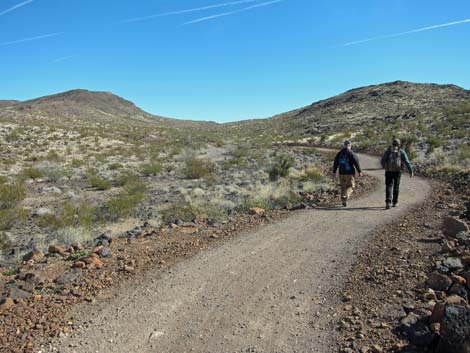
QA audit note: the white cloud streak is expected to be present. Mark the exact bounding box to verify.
[342,18,470,46]
[0,0,34,17]
[121,0,265,24]
[51,55,74,63]
[183,0,284,25]
[0,32,63,46]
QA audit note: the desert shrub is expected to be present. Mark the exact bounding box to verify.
[115,171,139,187]
[5,128,24,142]
[71,158,85,167]
[46,149,61,161]
[3,159,16,165]
[0,182,26,209]
[35,162,68,181]
[301,167,324,183]
[237,180,302,212]
[140,162,162,176]
[20,167,44,180]
[426,135,444,154]
[183,157,217,180]
[36,214,62,230]
[268,154,294,181]
[0,209,17,231]
[1,266,18,276]
[56,227,94,246]
[0,176,8,185]
[457,144,470,166]
[160,204,198,224]
[66,249,90,262]
[100,178,146,221]
[108,162,123,170]
[88,175,112,190]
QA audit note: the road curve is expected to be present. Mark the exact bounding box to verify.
[56,152,430,353]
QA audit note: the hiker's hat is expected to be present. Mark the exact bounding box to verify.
[344,140,351,147]
[392,138,400,146]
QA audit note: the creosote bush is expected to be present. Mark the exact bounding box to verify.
[301,167,324,183]
[88,175,112,191]
[268,154,294,181]
[100,178,147,221]
[183,157,217,180]
[140,162,162,176]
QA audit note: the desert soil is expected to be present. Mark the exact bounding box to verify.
[52,152,430,353]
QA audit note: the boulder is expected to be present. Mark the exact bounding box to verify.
[443,257,464,270]
[55,269,82,285]
[437,304,470,353]
[249,207,266,215]
[0,298,14,312]
[443,217,469,237]
[22,249,44,262]
[427,272,452,291]
[407,321,437,346]
[84,256,103,269]
[48,244,67,255]
[431,302,446,323]
[34,207,54,217]
[449,284,469,301]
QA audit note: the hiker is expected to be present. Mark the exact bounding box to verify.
[333,140,363,207]
[381,138,414,209]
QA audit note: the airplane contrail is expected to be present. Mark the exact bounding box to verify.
[0,0,33,17]
[121,0,264,24]
[183,0,284,25]
[52,55,74,63]
[0,32,63,46]
[342,18,470,46]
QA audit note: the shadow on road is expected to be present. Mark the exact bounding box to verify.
[316,206,385,211]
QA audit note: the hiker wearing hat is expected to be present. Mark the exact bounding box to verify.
[381,137,414,209]
[333,140,363,207]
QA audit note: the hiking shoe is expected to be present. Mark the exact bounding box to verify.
[385,203,391,210]
[392,203,399,208]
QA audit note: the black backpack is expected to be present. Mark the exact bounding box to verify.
[385,147,402,172]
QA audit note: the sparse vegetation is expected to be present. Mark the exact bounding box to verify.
[140,162,162,176]
[88,175,112,190]
[268,154,293,181]
[182,156,217,180]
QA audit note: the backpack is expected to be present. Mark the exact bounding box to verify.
[338,150,352,173]
[385,147,402,172]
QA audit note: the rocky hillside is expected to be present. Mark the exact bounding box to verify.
[0,101,18,108]
[227,81,470,172]
[3,89,216,129]
[0,88,333,265]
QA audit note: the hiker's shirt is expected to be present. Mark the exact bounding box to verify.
[333,148,362,175]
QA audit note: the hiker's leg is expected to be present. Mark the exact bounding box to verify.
[385,172,393,203]
[339,175,347,201]
[393,172,401,204]
[346,175,355,200]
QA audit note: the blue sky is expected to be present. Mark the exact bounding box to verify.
[1,0,469,122]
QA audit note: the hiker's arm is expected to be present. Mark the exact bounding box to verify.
[380,151,387,169]
[332,153,339,174]
[352,153,362,174]
[401,150,413,174]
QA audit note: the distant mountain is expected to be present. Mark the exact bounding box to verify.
[2,89,217,128]
[0,100,19,108]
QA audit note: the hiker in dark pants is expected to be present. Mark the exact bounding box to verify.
[333,140,363,207]
[381,138,414,209]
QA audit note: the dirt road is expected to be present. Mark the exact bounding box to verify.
[56,152,430,353]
